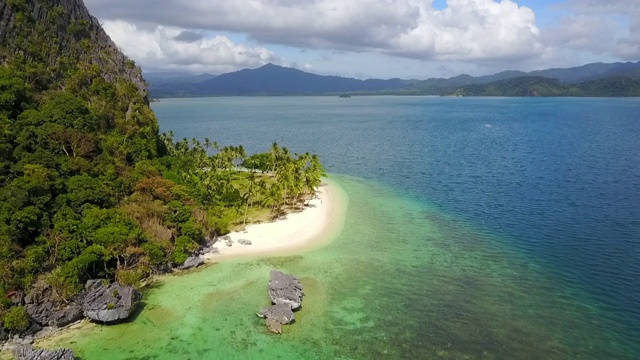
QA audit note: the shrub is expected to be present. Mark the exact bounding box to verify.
[180,217,203,242]
[3,306,30,332]
[142,242,166,265]
[171,249,188,266]
[115,268,144,287]
[171,235,198,265]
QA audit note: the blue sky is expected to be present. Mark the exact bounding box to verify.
[84,0,640,79]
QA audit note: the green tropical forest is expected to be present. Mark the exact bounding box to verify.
[0,0,324,332]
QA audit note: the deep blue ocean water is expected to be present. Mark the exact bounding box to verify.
[147,96,640,358]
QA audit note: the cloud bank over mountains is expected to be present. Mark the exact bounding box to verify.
[85,0,640,78]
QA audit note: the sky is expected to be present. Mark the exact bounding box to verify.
[83,0,640,79]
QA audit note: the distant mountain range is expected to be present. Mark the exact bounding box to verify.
[145,61,640,97]
[146,64,408,97]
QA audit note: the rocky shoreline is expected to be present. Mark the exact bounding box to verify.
[1,280,141,355]
[0,231,248,355]
[12,345,75,360]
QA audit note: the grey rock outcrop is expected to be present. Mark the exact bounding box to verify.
[13,345,74,360]
[26,300,82,328]
[51,304,83,327]
[180,255,205,270]
[258,303,295,324]
[0,327,8,341]
[152,263,173,275]
[24,287,83,328]
[267,270,304,309]
[257,270,304,334]
[24,299,53,326]
[238,239,252,245]
[78,280,141,323]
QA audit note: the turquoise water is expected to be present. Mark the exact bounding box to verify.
[42,97,640,359]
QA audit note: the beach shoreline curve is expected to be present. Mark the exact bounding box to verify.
[203,177,348,262]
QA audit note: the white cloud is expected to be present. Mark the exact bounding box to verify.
[544,0,640,61]
[88,0,545,62]
[84,0,639,76]
[102,21,284,73]
[391,0,543,60]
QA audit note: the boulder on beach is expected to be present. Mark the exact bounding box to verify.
[12,345,74,360]
[50,304,83,328]
[180,255,205,270]
[238,239,252,245]
[77,280,141,323]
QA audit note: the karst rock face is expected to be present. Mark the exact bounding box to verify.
[13,345,75,360]
[0,0,148,100]
[77,280,142,323]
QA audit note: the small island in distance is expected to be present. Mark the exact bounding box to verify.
[146,61,640,98]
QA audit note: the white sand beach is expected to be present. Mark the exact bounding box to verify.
[203,180,346,261]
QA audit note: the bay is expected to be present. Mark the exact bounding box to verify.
[46,96,640,359]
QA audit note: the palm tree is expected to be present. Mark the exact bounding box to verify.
[256,178,269,208]
[270,142,281,173]
[242,171,258,225]
[261,185,277,210]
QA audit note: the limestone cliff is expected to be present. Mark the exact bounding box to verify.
[0,0,147,100]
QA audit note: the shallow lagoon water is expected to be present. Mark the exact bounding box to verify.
[41,97,640,359]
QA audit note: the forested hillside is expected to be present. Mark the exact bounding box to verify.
[146,61,640,98]
[449,76,640,97]
[0,0,324,334]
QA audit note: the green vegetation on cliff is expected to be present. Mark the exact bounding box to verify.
[0,0,325,327]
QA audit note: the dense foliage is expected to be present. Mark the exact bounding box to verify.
[0,0,325,329]
[449,76,640,97]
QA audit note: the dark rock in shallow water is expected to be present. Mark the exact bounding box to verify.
[257,270,304,334]
[77,280,141,323]
[13,345,74,360]
[265,318,282,334]
[268,270,304,310]
[258,303,295,324]
[180,255,205,270]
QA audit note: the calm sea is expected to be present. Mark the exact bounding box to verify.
[44,97,640,359]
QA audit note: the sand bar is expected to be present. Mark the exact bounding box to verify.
[204,179,346,262]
